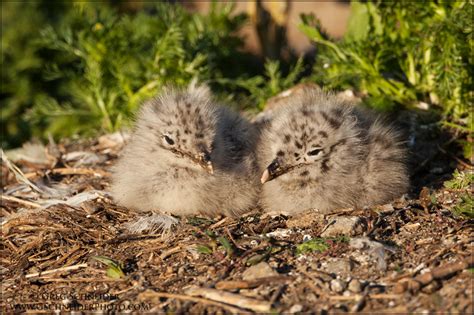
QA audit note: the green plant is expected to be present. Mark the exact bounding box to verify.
[444,169,474,190]
[217,57,305,111]
[299,1,473,158]
[443,170,473,218]
[295,238,329,255]
[91,255,125,279]
[1,2,247,148]
[451,193,474,219]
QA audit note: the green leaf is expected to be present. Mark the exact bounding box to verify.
[295,238,329,256]
[367,2,383,36]
[196,245,213,255]
[298,24,347,61]
[106,266,126,279]
[217,236,234,256]
[451,194,474,219]
[346,2,370,42]
[91,256,125,279]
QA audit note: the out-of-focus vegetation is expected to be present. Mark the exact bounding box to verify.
[299,1,473,159]
[1,1,250,148]
[2,1,473,162]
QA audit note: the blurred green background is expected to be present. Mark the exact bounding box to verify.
[1,0,472,160]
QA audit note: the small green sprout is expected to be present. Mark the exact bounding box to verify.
[217,236,234,256]
[196,245,213,255]
[91,256,125,279]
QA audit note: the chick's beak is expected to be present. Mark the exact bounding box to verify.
[199,152,213,174]
[205,161,214,174]
[261,159,281,184]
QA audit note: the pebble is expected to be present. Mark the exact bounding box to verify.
[349,237,391,271]
[321,216,366,237]
[320,258,353,276]
[288,304,303,313]
[348,279,363,293]
[265,228,293,239]
[242,262,278,281]
[330,279,347,293]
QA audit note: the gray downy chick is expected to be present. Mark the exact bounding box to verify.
[257,88,409,215]
[111,84,259,218]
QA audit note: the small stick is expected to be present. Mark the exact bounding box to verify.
[25,263,88,279]
[52,167,111,177]
[330,294,401,301]
[185,286,272,313]
[24,167,111,179]
[139,291,247,314]
[160,246,182,260]
[209,217,229,229]
[1,149,44,194]
[30,277,124,283]
[4,239,19,253]
[1,195,43,209]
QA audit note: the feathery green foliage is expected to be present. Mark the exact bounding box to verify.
[299,1,473,158]
[218,57,305,111]
[1,1,247,148]
[444,169,474,190]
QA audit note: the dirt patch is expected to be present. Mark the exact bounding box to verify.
[1,124,472,313]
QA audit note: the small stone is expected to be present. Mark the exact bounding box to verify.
[376,203,394,213]
[265,228,293,239]
[242,262,278,281]
[288,304,303,313]
[330,279,347,293]
[321,216,366,237]
[320,258,353,276]
[401,222,421,231]
[348,279,363,293]
[349,237,390,271]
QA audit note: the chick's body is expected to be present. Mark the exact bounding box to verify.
[258,88,408,215]
[111,85,259,217]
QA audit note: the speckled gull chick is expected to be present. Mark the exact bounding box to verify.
[257,87,409,215]
[110,84,259,220]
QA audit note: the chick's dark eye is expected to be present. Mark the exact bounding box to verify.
[163,135,175,145]
[308,148,322,156]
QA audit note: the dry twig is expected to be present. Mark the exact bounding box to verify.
[1,195,42,209]
[185,286,272,313]
[25,263,88,279]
